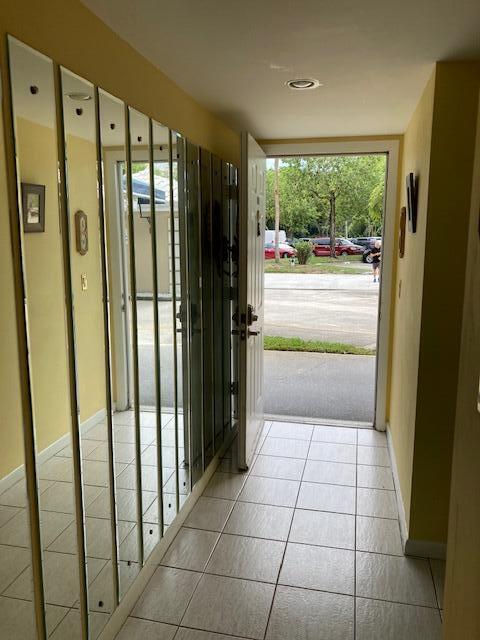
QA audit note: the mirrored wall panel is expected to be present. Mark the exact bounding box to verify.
[4,34,236,640]
[98,88,141,598]
[0,52,38,640]
[7,38,84,638]
[61,68,117,635]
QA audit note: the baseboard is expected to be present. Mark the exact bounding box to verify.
[264,413,373,429]
[386,423,409,549]
[97,431,235,640]
[0,408,106,494]
[404,538,447,560]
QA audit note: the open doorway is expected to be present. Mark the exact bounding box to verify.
[261,141,399,430]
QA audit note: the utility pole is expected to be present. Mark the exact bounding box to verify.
[274,157,281,262]
[329,188,336,258]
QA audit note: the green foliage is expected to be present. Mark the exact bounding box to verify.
[131,162,148,173]
[265,154,386,238]
[264,335,375,355]
[294,240,313,265]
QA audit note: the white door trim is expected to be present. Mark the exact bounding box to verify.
[261,139,400,431]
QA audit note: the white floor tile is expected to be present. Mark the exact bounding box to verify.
[0,479,53,508]
[239,476,299,507]
[312,425,357,445]
[260,437,309,459]
[38,457,74,482]
[175,628,247,640]
[49,608,109,639]
[224,501,293,541]
[86,441,137,464]
[357,488,398,519]
[89,560,139,613]
[0,596,69,639]
[116,617,177,640]
[250,455,305,481]
[308,442,356,464]
[265,585,354,640]
[358,446,391,467]
[356,516,403,555]
[279,543,355,595]
[5,551,105,607]
[357,430,388,447]
[0,544,31,593]
[161,527,219,572]
[355,597,442,639]
[430,558,446,609]
[40,482,102,513]
[205,533,284,583]
[356,551,438,607]
[297,482,356,514]
[302,459,356,486]
[0,504,21,527]
[203,472,246,500]
[268,422,313,440]
[289,509,355,549]
[132,566,202,625]
[0,509,73,548]
[48,517,133,559]
[183,497,235,532]
[357,465,394,490]
[182,573,274,639]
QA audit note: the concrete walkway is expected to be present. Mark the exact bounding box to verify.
[263,350,375,423]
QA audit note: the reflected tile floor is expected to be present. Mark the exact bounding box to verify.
[118,421,443,640]
[0,409,184,639]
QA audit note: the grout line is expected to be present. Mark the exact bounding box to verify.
[354,424,358,638]
[427,558,442,611]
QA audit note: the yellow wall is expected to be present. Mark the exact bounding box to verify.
[389,63,480,545]
[443,91,480,640]
[0,92,24,478]
[389,72,435,531]
[17,117,72,458]
[66,132,107,423]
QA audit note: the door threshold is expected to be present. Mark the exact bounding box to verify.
[264,413,373,430]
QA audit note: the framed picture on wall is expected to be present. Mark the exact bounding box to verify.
[21,183,45,233]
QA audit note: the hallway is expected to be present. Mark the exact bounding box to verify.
[116,422,444,639]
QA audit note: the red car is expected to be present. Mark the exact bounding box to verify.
[264,242,297,259]
[311,237,364,257]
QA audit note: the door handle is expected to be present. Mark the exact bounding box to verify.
[248,329,260,337]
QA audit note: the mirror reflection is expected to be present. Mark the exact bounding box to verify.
[97,89,141,597]
[6,38,83,638]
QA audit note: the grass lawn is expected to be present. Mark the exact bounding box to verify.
[264,335,375,356]
[264,255,366,274]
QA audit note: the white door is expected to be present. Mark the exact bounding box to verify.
[238,132,266,468]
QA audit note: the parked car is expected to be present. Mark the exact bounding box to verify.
[350,236,381,249]
[310,237,364,257]
[264,241,297,259]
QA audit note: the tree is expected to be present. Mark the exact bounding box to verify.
[274,157,281,262]
[265,154,386,239]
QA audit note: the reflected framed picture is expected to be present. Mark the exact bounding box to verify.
[21,183,45,233]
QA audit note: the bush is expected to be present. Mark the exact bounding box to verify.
[294,240,313,265]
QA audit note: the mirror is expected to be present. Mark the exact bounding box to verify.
[97,89,141,598]
[60,68,118,635]
[0,51,38,639]
[6,37,84,638]
[127,108,159,563]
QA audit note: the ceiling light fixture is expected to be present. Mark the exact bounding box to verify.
[67,92,92,101]
[286,78,322,90]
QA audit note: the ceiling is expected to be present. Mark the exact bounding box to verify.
[81,0,480,139]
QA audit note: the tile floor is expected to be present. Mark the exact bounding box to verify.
[117,421,445,640]
[0,409,186,639]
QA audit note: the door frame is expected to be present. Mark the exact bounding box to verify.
[261,138,400,431]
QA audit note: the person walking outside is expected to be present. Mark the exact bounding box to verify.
[367,239,382,282]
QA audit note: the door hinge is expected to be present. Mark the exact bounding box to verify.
[228,184,238,200]
[230,382,238,395]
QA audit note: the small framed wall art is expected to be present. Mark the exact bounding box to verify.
[21,182,45,233]
[406,172,418,233]
[75,209,88,255]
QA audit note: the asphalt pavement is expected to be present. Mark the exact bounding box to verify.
[137,272,378,422]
